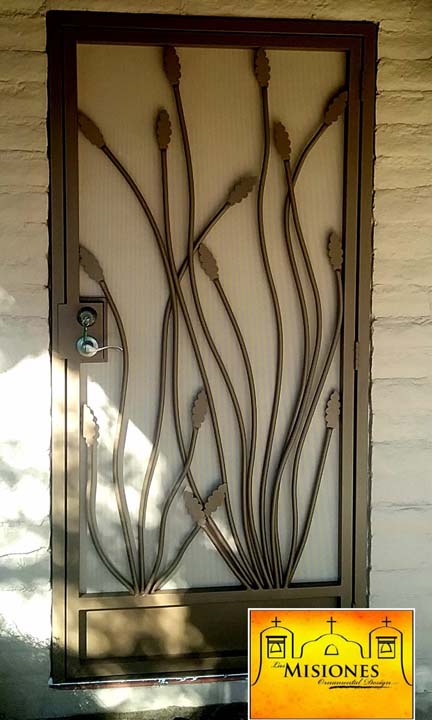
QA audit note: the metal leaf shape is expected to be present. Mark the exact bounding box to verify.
[184,491,206,527]
[191,389,208,429]
[80,245,104,283]
[156,109,172,150]
[227,175,256,206]
[163,46,181,86]
[82,404,100,447]
[198,244,219,281]
[324,90,348,126]
[325,391,340,430]
[274,121,291,161]
[204,483,227,516]
[254,48,270,87]
[328,232,343,271]
[78,111,105,148]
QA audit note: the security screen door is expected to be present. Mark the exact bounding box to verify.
[49,13,375,683]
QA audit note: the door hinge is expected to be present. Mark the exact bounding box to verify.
[354,341,360,372]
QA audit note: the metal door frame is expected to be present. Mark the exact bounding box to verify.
[48,11,376,684]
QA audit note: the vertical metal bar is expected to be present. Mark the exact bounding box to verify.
[47,12,67,684]
[62,28,82,677]
[354,26,377,609]
[339,41,362,608]
[63,37,80,305]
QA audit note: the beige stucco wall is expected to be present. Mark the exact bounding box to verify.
[0,0,431,718]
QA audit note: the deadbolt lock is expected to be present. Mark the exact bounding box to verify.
[76,303,122,358]
[77,306,97,328]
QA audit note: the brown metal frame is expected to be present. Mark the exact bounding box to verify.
[48,11,376,684]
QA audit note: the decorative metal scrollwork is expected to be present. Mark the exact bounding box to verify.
[79,47,346,595]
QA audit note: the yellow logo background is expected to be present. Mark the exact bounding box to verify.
[249,609,413,719]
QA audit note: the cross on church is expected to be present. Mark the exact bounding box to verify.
[381,616,392,627]
[327,616,337,633]
[272,616,281,627]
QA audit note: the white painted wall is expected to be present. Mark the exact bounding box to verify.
[0,1,431,718]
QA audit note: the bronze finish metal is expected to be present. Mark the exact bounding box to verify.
[48,11,376,683]
[57,297,107,363]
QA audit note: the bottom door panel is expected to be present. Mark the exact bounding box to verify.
[78,592,340,679]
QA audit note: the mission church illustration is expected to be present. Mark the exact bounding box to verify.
[251,613,412,687]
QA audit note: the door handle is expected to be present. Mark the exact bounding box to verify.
[76,307,123,358]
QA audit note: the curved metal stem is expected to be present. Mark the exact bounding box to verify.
[147,151,246,591]
[205,521,255,588]
[137,307,169,590]
[182,465,255,587]
[269,158,324,585]
[281,161,323,580]
[103,147,164,249]
[85,441,134,593]
[269,190,311,584]
[152,520,252,591]
[188,222,265,586]
[257,86,284,585]
[93,110,332,594]
[293,123,326,184]
[105,144,240,592]
[99,279,139,593]
[137,204,229,591]
[214,278,258,509]
[139,147,183,592]
[146,429,198,593]
[287,426,333,583]
[104,141,226,585]
[269,121,330,585]
[180,466,254,588]
[152,526,200,591]
[173,84,259,587]
[165,150,256,590]
[102,143,252,587]
[284,270,342,585]
[213,278,271,589]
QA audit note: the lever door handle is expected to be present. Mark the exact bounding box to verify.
[76,305,122,358]
[76,335,123,358]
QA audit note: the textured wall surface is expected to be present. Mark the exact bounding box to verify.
[0,1,431,718]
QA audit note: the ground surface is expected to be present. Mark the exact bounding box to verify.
[50,704,247,720]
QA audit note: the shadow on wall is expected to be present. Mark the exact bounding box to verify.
[0,495,102,718]
[0,503,247,720]
[0,630,247,720]
[0,633,98,719]
[0,473,246,719]
[0,333,249,718]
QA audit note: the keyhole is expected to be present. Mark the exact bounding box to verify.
[77,307,97,328]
